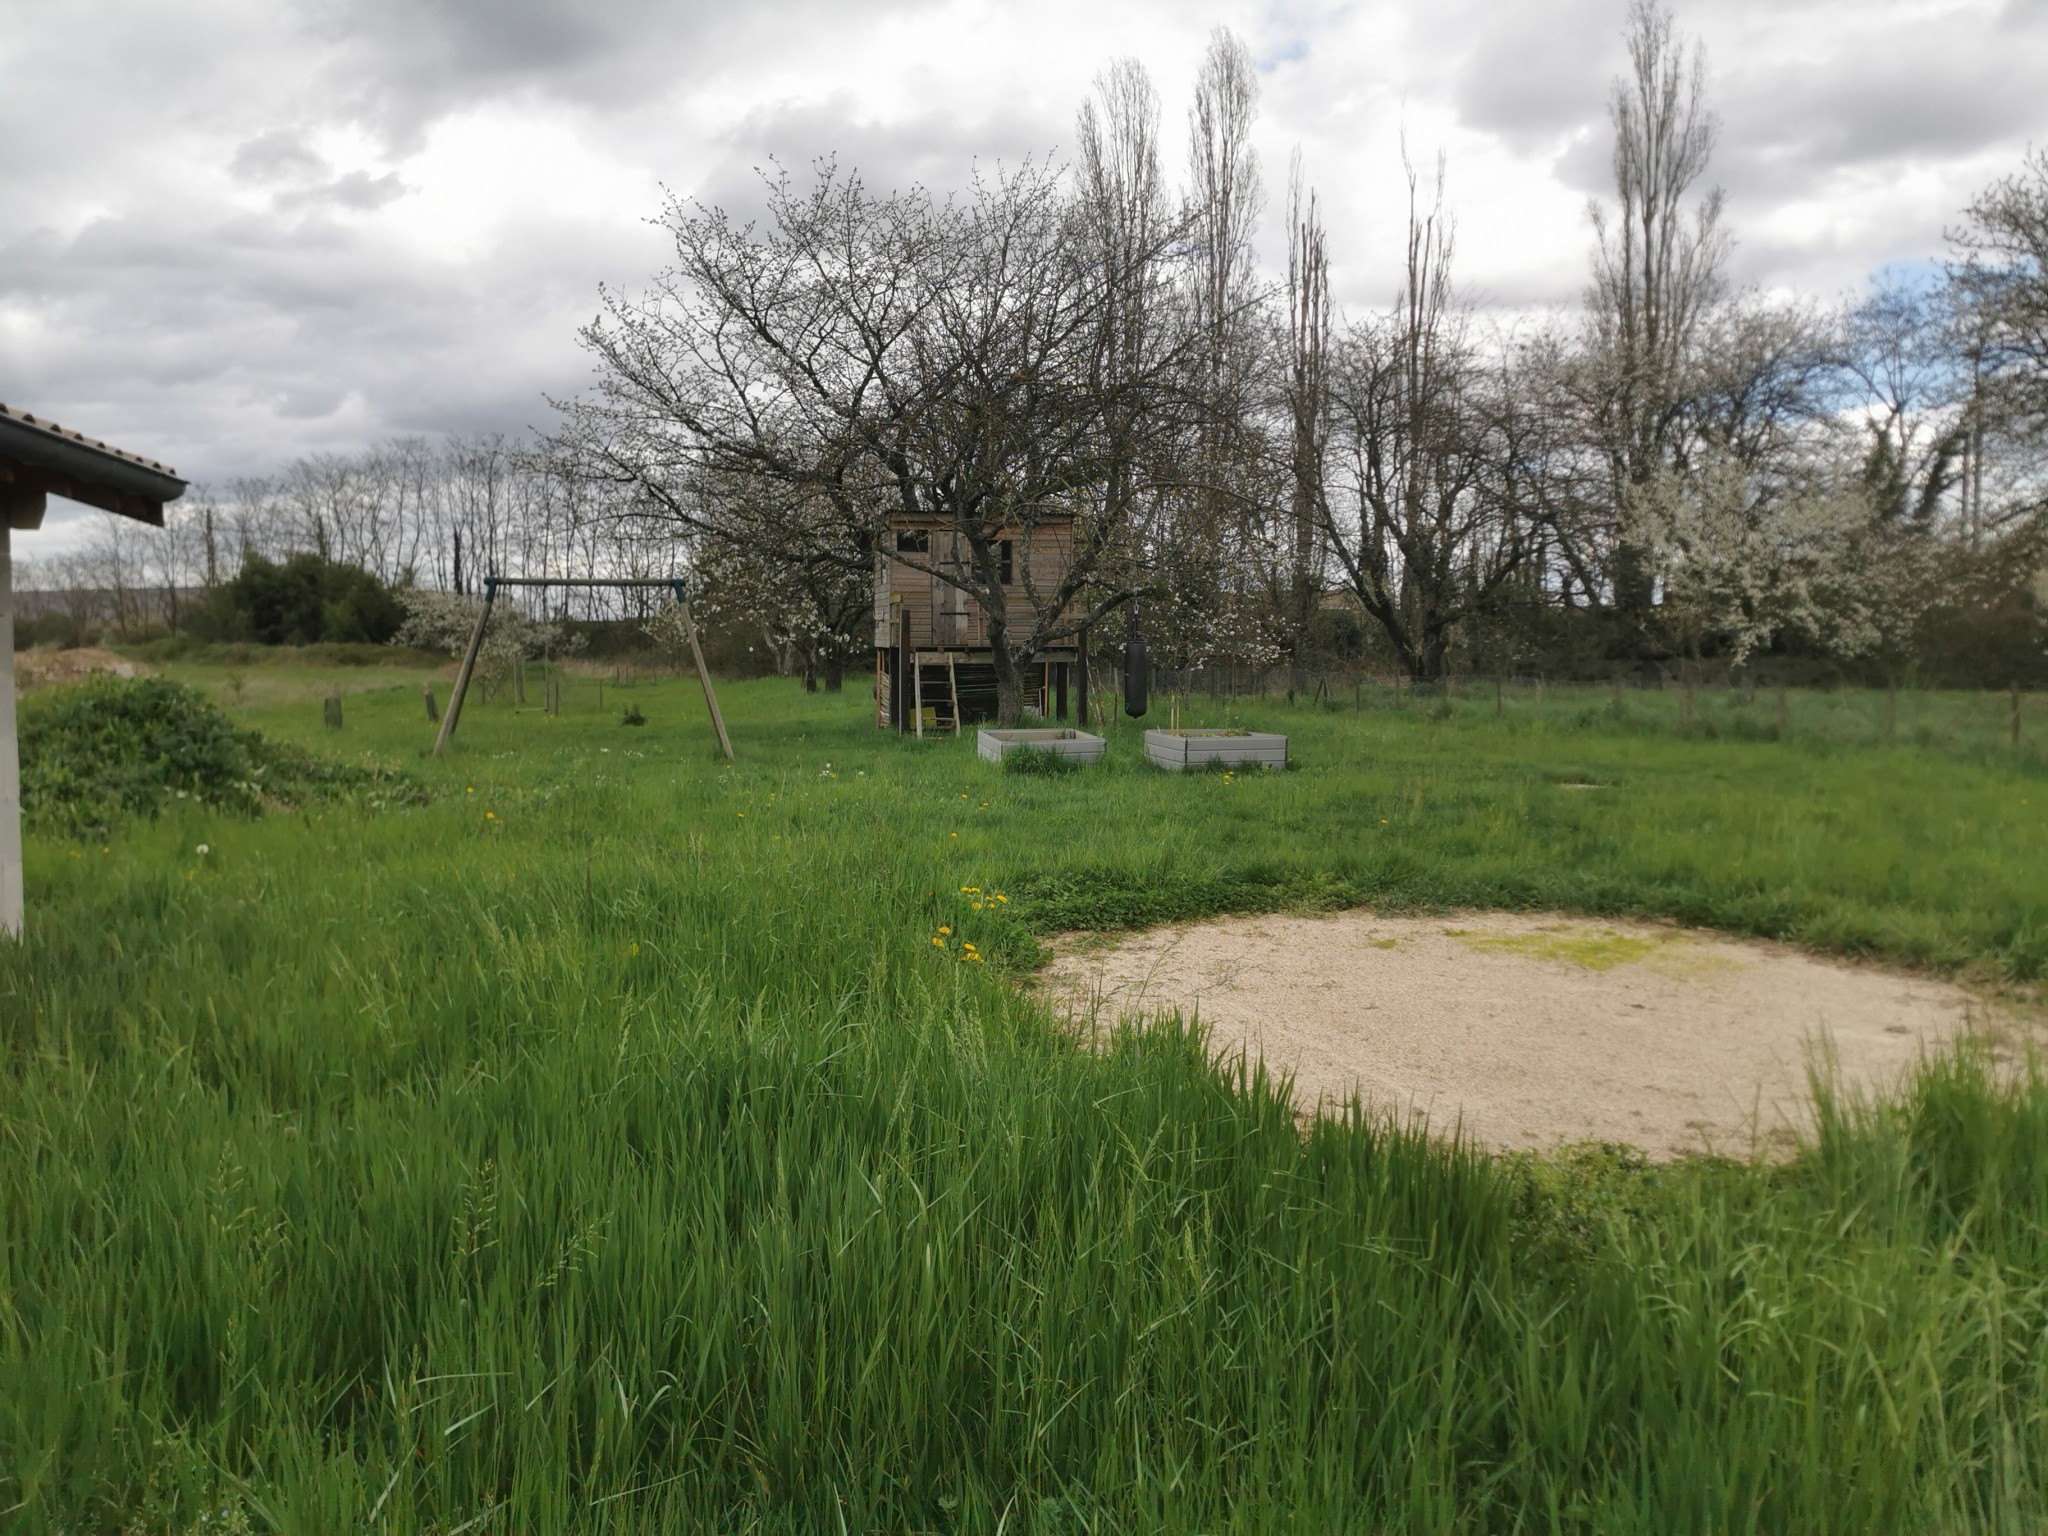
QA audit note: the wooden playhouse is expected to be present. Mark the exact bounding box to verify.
[873,515,1087,734]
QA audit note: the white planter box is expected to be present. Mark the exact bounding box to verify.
[976,727,1107,765]
[1144,727,1288,771]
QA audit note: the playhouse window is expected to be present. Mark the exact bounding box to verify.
[896,529,929,554]
[999,540,1014,584]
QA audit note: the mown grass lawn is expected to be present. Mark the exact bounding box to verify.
[4,667,2045,1532]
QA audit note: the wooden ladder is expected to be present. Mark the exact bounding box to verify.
[911,652,962,737]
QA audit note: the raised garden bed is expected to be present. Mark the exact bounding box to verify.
[976,727,1107,765]
[1144,727,1288,771]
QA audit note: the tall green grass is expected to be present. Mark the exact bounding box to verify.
[2,673,2044,1530]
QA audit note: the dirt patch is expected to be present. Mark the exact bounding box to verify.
[13,647,149,689]
[1041,910,2028,1159]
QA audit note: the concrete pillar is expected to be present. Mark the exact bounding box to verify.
[1,523,20,937]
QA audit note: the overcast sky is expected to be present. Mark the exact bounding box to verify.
[3,0,2041,546]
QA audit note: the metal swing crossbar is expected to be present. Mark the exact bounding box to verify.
[431,575,734,760]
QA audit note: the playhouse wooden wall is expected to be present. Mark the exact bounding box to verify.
[872,521,1074,649]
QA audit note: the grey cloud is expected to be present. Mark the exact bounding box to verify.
[230,128,329,185]
[0,188,660,481]
[1439,0,1616,154]
[1714,16,2048,202]
[678,93,1064,237]
[277,170,410,212]
[295,0,940,151]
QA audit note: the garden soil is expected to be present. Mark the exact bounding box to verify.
[1040,911,2032,1159]
[14,648,147,688]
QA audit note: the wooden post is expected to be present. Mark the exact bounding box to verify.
[432,588,496,756]
[0,525,20,938]
[678,598,734,760]
[1075,627,1089,729]
[423,685,440,724]
[893,608,909,732]
[323,689,343,730]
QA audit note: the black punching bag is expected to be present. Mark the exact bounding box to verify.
[1123,602,1149,718]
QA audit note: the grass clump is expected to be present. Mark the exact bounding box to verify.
[1001,743,1082,775]
[18,675,424,837]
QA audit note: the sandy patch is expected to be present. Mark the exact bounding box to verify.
[1041,911,2025,1159]
[13,647,148,688]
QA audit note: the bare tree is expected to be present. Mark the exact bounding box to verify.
[1162,27,1276,668]
[1584,0,1728,624]
[1321,162,1529,680]
[1952,148,2048,441]
[1078,57,1171,616]
[554,160,1182,723]
[1842,281,1967,531]
[1187,27,1264,405]
[1282,150,1333,668]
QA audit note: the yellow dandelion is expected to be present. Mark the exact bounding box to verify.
[630,942,641,956]
[485,811,496,820]
[931,935,947,947]
[994,893,1007,903]
[466,786,475,794]
[938,925,952,935]
[949,832,959,838]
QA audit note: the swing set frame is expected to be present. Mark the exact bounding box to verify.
[431,575,733,760]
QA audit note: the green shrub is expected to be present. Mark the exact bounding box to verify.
[18,676,424,837]
[195,554,405,645]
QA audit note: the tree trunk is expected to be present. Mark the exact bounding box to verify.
[824,655,844,692]
[988,624,1025,726]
